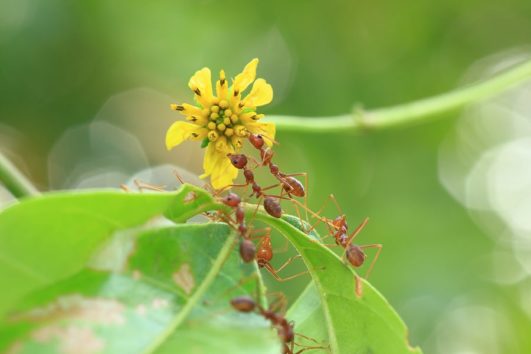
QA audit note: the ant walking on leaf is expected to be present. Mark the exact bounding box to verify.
[231,294,328,354]
[307,194,382,297]
[219,192,308,282]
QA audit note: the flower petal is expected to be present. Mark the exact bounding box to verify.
[242,79,273,108]
[233,58,258,94]
[166,121,207,150]
[188,67,214,107]
[210,154,238,190]
[216,70,229,100]
[201,142,217,178]
[200,143,238,189]
[245,122,276,147]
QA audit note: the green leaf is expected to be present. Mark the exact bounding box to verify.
[1,224,279,354]
[0,184,214,318]
[0,185,421,353]
[253,212,422,354]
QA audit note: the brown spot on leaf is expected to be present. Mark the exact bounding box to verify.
[12,295,125,326]
[183,191,197,204]
[132,269,142,280]
[33,325,104,354]
[5,341,22,354]
[151,298,169,310]
[135,304,147,316]
[172,264,195,295]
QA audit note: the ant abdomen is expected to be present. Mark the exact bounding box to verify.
[230,296,257,313]
[239,238,256,263]
[264,197,282,218]
[346,244,366,267]
[282,176,305,197]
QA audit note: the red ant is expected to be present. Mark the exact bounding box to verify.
[247,134,307,200]
[220,192,307,282]
[307,195,382,297]
[230,295,327,354]
[224,152,313,232]
[255,228,307,282]
[219,192,256,263]
[223,153,285,219]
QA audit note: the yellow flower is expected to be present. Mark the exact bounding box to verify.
[166,59,276,189]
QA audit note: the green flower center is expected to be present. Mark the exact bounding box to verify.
[205,99,247,142]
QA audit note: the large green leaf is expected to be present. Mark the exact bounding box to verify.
[253,212,422,354]
[1,224,279,354]
[0,185,421,353]
[0,185,213,318]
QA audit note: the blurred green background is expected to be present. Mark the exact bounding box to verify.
[2,0,531,353]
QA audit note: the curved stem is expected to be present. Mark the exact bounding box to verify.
[0,152,39,199]
[269,59,531,133]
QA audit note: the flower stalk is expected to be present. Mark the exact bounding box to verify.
[0,152,39,199]
[269,59,531,133]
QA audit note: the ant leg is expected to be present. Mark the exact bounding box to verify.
[247,227,271,240]
[295,333,323,345]
[213,182,250,196]
[262,263,309,282]
[267,291,288,314]
[359,243,382,279]
[305,194,343,234]
[345,217,370,245]
[120,184,130,192]
[173,170,186,185]
[258,182,283,194]
[134,179,166,192]
[276,255,302,273]
[354,274,363,298]
[294,345,329,354]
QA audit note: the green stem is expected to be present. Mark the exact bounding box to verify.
[269,59,531,133]
[0,152,39,199]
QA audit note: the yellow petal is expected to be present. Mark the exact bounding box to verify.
[242,79,273,108]
[239,111,264,124]
[200,144,238,189]
[232,58,258,94]
[210,154,239,190]
[171,103,200,115]
[245,122,276,147]
[188,67,214,107]
[216,70,228,100]
[201,142,218,178]
[166,121,207,150]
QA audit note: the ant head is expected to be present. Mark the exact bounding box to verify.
[346,244,365,267]
[230,296,256,313]
[227,153,248,169]
[222,192,241,207]
[269,163,279,175]
[248,134,265,149]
